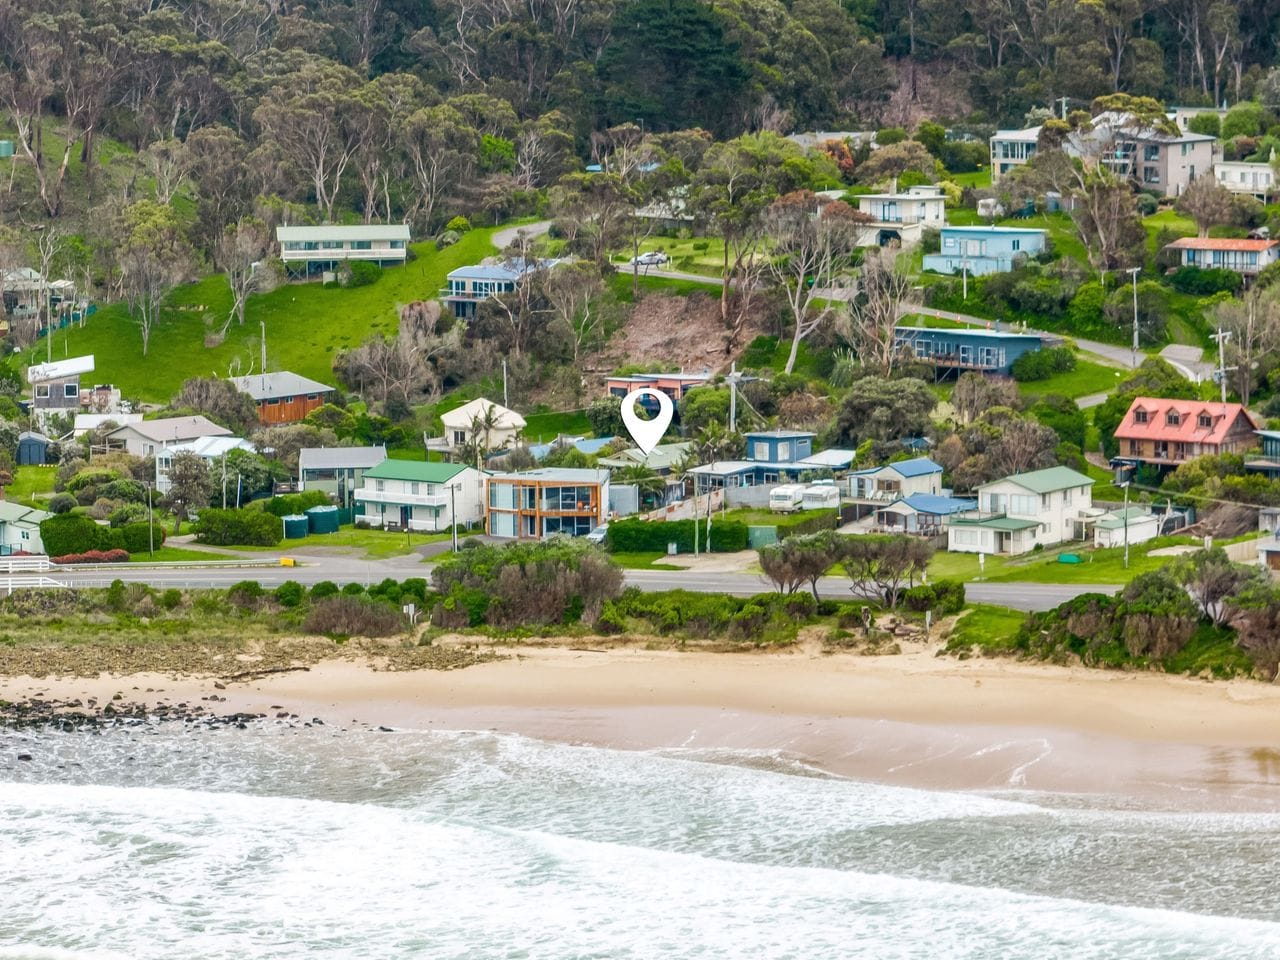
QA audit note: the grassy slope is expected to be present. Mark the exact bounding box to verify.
[37,229,500,404]
[1015,359,1125,400]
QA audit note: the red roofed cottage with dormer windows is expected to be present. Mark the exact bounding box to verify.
[1113,396,1260,467]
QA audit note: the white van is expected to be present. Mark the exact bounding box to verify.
[768,484,805,513]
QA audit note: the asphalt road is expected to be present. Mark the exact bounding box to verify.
[15,559,1117,612]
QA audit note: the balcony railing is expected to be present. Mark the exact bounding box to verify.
[356,513,449,532]
[355,488,449,508]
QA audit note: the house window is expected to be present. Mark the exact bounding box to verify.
[453,430,466,445]
[64,383,78,398]
[352,240,372,250]
[1134,409,1148,423]
[1064,488,1072,506]
[1012,240,1020,251]
[376,480,385,492]
[19,530,28,541]
[1041,494,1050,508]
[1166,411,1181,426]
[1198,413,1212,428]
[752,441,769,460]
[1143,145,1160,161]
[410,482,420,495]
[1143,167,1160,183]
[35,385,49,399]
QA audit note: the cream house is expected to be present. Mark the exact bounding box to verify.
[438,398,527,453]
[948,466,1094,556]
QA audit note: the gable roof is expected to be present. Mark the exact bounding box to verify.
[1094,507,1155,531]
[889,457,943,478]
[598,441,693,471]
[745,430,815,440]
[363,459,469,483]
[0,501,51,526]
[159,436,253,459]
[298,446,388,471]
[110,416,232,443]
[1114,396,1261,445]
[1165,237,1279,252]
[230,371,335,401]
[446,258,555,282]
[439,397,527,431]
[998,465,1095,494]
[897,493,977,515]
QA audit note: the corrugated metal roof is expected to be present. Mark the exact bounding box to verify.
[1166,237,1279,251]
[997,465,1094,494]
[363,459,469,483]
[276,224,411,242]
[230,371,335,401]
[298,446,388,470]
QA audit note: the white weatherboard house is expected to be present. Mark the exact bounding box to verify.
[155,436,254,495]
[848,457,943,501]
[354,460,484,532]
[106,416,232,458]
[948,466,1094,556]
[438,398,526,452]
[1092,507,1160,549]
[276,224,410,272]
[0,502,52,556]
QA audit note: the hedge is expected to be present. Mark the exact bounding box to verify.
[262,490,331,517]
[39,515,125,557]
[901,580,966,615]
[1168,265,1242,296]
[121,521,166,554]
[52,549,129,565]
[605,517,748,553]
[1011,346,1076,382]
[194,508,284,546]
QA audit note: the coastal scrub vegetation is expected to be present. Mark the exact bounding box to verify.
[947,549,1280,680]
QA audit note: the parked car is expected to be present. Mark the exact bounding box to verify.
[629,251,670,266]
[586,523,609,544]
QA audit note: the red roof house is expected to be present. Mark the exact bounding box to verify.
[1163,237,1280,276]
[1114,396,1260,467]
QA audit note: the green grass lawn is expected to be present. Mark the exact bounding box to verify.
[39,228,502,404]
[524,409,593,441]
[1016,358,1125,400]
[608,273,719,302]
[945,604,1026,652]
[127,546,234,563]
[614,236,730,278]
[223,526,452,559]
[608,551,682,570]
[1142,209,1196,260]
[931,534,1206,585]
[948,169,992,190]
[9,466,57,508]
[945,209,1090,267]
[722,507,837,530]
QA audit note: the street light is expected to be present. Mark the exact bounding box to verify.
[1125,266,1141,369]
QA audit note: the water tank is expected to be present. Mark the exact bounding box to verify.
[0,141,14,159]
[282,514,309,539]
[305,504,341,534]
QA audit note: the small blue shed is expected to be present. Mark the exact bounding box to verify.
[17,431,53,466]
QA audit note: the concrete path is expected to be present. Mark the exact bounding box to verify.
[1159,343,1213,383]
[491,219,553,250]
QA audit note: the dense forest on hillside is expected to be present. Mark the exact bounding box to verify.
[2,0,1280,232]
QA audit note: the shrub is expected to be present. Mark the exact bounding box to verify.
[310,580,339,599]
[1011,346,1076,382]
[40,514,124,557]
[48,493,76,515]
[445,215,471,232]
[901,580,966,615]
[1187,113,1220,138]
[1135,192,1159,216]
[108,503,150,527]
[227,580,265,610]
[121,521,165,554]
[262,490,331,517]
[304,595,407,638]
[436,229,461,249]
[606,517,748,553]
[51,549,129,564]
[1168,265,1243,296]
[159,588,183,610]
[274,580,305,608]
[341,582,366,595]
[343,260,381,288]
[194,508,283,546]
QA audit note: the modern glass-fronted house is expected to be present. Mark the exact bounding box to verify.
[485,468,610,539]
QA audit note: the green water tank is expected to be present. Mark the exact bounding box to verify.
[0,141,14,159]
[305,504,341,534]
[283,514,309,539]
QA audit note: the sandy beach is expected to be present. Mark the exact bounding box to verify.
[5,641,1280,808]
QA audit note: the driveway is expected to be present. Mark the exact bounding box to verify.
[492,219,553,250]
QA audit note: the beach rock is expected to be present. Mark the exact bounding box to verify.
[16,753,32,761]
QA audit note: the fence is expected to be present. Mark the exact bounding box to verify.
[0,556,51,573]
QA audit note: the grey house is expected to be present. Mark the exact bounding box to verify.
[298,446,388,508]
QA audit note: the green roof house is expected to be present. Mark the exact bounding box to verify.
[948,465,1094,556]
[353,459,484,532]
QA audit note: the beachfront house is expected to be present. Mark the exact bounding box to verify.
[155,436,254,496]
[876,493,976,536]
[948,465,1094,556]
[353,460,484,532]
[442,259,555,319]
[438,398,527,453]
[229,371,336,425]
[485,467,610,539]
[276,224,410,275]
[298,445,388,508]
[841,184,948,248]
[923,226,1047,276]
[848,458,943,502]
[1215,160,1276,202]
[105,416,232,458]
[894,326,1061,378]
[0,501,52,556]
[1113,397,1260,469]
[1162,237,1280,278]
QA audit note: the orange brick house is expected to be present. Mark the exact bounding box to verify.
[1113,396,1260,468]
[230,371,336,424]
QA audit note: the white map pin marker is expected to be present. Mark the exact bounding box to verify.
[620,388,673,455]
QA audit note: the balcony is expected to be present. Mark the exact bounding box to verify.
[356,513,450,532]
[355,487,450,509]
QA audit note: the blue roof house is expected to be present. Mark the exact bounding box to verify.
[744,430,814,464]
[876,493,976,535]
[894,326,1062,377]
[442,259,557,318]
[923,226,1046,276]
[848,457,943,501]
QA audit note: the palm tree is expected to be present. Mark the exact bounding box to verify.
[616,464,666,510]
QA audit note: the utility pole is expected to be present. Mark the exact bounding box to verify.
[1126,267,1141,368]
[1056,96,1070,120]
[221,453,228,509]
[726,362,743,433]
[147,483,154,558]
[502,358,508,408]
[260,318,267,374]
[1210,327,1237,405]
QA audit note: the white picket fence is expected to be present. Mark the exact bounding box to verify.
[0,576,67,591]
[0,556,51,573]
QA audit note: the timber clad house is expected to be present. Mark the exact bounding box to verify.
[848,458,943,501]
[276,224,410,273]
[1162,237,1280,277]
[1215,160,1276,201]
[948,466,1095,556]
[894,326,1061,378]
[1113,397,1260,468]
[354,460,484,532]
[605,373,712,416]
[485,468,609,539]
[230,372,335,424]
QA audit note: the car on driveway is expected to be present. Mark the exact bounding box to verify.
[586,523,610,545]
[629,251,670,266]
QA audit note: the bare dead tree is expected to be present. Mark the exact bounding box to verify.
[841,249,918,376]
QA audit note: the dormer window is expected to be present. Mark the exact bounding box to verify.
[1134,409,1148,424]
[1197,413,1212,428]
[1166,411,1181,427]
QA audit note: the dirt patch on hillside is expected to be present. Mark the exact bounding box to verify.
[599,290,767,373]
